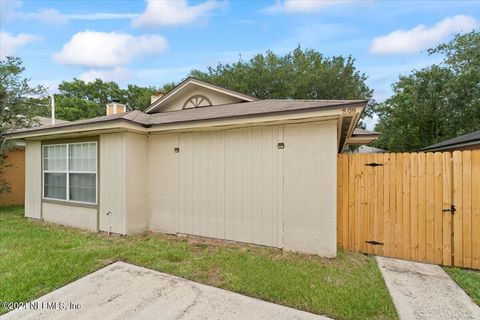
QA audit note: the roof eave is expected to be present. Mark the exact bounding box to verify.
[420,139,480,152]
[6,118,146,140]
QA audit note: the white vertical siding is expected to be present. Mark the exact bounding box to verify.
[99,132,126,234]
[147,134,179,233]
[125,132,148,234]
[178,126,283,247]
[25,140,42,219]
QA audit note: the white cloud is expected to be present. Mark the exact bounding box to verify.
[264,0,359,14]
[65,13,138,21]
[370,15,479,55]
[16,7,137,25]
[79,67,134,82]
[53,31,168,68]
[0,31,41,58]
[132,0,222,28]
[20,9,68,25]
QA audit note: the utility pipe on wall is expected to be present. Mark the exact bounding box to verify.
[50,94,55,125]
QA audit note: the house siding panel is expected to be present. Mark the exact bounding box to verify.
[125,132,148,234]
[99,132,126,234]
[25,141,42,219]
[177,126,283,247]
[147,134,179,233]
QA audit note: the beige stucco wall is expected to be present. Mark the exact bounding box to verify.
[147,133,179,233]
[42,202,97,231]
[25,140,42,219]
[283,120,337,257]
[21,119,338,257]
[124,132,148,234]
[162,87,243,112]
[99,132,126,234]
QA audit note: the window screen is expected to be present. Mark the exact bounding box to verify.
[43,142,97,204]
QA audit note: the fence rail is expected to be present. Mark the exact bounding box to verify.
[337,150,480,270]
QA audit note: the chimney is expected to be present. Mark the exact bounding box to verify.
[150,92,164,104]
[106,100,126,116]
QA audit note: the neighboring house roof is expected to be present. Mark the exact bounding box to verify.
[420,129,480,152]
[145,77,258,113]
[354,145,385,153]
[34,116,70,127]
[347,128,381,145]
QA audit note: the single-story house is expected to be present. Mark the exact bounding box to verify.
[9,77,375,257]
[420,129,480,152]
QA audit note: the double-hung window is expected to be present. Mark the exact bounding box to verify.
[43,142,97,204]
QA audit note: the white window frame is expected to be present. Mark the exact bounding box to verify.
[42,141,98,205]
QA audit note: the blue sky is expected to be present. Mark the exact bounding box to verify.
[1,0,479,122]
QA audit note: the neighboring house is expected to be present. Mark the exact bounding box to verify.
[9,77,375,257]
[354,145,385,153]
[348,128,381,146]
[0,117,69,206]
[420,129,480,152]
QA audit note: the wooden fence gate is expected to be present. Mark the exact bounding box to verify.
[337,150,480,270]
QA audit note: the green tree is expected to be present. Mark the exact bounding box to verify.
[55,79,124,121]
[190,47,373,123]
[0,57,46,192]
[54,79,163,121]
[374,31,480,151]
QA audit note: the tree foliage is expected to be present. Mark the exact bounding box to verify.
[0,57,46,192]
[54,79,166,121]
[374,31,480,151]
[190,47,373,123]
[54,48,373,123]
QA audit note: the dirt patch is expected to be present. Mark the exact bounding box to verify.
[194,267,225,287]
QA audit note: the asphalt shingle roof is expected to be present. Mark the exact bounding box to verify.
[420,129,480,151]
[11,99,367,135]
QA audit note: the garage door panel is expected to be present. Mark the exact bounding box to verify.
[178,126,284,247]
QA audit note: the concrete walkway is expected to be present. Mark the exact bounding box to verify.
[376,256,480,320]
[1,262,329,320]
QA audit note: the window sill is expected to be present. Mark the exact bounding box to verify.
[42,198,98,209]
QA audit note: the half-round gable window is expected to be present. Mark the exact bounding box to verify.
[182,95,212,109]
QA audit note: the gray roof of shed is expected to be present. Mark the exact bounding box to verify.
[420,129,480,151]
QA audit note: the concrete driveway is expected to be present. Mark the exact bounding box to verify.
[376,256,480,320]
[1,262,329,320]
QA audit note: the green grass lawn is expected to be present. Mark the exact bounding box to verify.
[444,266,480,305]
[0,206,397,319]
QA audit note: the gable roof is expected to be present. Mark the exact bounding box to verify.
[144,77,258,114]
[420,129,480,151]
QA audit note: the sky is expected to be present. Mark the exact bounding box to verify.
[1,0,479,127]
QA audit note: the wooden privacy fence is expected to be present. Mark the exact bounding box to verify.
[337,150,480,270]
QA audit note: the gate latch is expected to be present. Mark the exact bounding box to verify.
[442,205,456,214]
